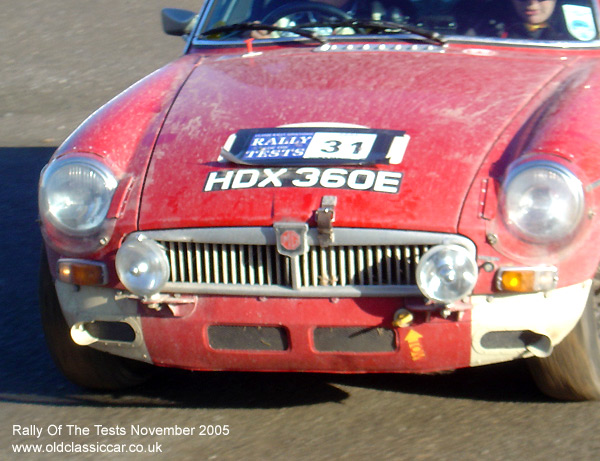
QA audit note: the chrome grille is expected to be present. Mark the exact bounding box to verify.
[159,241,430,288]
[161,242,289,286]
[133,227,475,297]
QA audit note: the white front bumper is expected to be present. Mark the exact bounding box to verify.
[470,280,592,366]
[55,281,152,363]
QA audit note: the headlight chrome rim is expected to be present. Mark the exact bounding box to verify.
[500,160,585,245]
[39,157,118,237]
[416,244,478,304]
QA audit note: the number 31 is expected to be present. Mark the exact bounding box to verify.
[321,140,363,154]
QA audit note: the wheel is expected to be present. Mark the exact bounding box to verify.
[528,267,600,400]
[39,247,152,390]
[262,1,352,25]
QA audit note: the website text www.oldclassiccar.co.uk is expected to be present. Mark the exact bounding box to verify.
[11,423,230,454]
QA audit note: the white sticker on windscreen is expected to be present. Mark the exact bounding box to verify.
[563,5,597,41]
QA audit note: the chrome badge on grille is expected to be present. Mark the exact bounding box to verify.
[274,222,308,257]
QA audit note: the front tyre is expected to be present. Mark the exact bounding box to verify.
[528,267,600,400]
[39,247,152,390]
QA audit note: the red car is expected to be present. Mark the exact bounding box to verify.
[39,0,600,400]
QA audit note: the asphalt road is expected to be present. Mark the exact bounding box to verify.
[2,2,600,460]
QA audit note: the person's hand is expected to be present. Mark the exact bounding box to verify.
[250,29,272,39]
[250,21,272,39]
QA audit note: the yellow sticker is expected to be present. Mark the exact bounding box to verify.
[404,329,426,361]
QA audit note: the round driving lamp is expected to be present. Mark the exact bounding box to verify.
[116,237,170,298]
[416,244,478,304]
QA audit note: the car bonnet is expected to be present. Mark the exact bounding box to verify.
[138,46,569,232]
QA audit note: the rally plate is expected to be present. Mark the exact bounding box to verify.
[220,127,409,165]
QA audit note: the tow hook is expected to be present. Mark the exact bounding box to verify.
[392,309,414,328]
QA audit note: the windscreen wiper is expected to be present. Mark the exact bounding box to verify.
[300,19,446,45]
[199,22,328,44]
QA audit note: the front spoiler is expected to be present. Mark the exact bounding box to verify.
[54,280,591,373]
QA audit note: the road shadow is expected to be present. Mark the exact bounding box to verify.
[329,360,548,403]
[1,361,549,409]
[0,146,551,409]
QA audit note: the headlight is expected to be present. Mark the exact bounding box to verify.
[500,161,584,244]
[116,237,170,298]
[416,244,478,304]
[39,157,118,236]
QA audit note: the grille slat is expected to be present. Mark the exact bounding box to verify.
[310,247,318,287]
[178,242,186,283]
[158,241,430,290]
[195,244,202,284]
[274,246,282,285]
[339,247,346,287]
[394,246,402,284]
[347,247,355,284]
[168,242,177,282]
[203,245,211,283]
[404,247,411,285]
[257,246,264,285]
[385,246,392,285]
[265,245,273,285]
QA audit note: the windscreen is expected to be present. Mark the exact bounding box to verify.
[196,0,598,43]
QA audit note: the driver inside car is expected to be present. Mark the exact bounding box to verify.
[506,0,570,39]
[457,0,572,40]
